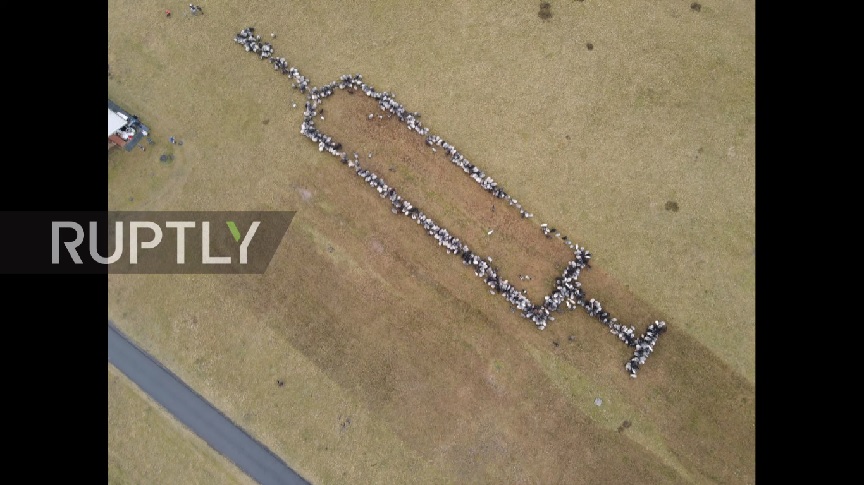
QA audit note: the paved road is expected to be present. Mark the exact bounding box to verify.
[108,321,309,485]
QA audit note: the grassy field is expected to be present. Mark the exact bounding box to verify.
[108,363,257,485]
[108,1,754,483]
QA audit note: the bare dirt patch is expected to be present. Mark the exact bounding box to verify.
[297,187,313,202]
[539,3,553,21]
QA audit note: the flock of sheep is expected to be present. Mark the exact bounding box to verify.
[232,27,667,377]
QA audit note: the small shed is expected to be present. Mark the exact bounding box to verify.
[108,108,127,137]
[108,99,149,151]
[108,108,128,149]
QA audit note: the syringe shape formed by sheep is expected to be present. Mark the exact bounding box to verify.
[233,27,668,378]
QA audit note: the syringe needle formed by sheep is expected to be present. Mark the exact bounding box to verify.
[232,27,668,378]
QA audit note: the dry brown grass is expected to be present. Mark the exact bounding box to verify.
[108,1,754,483]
